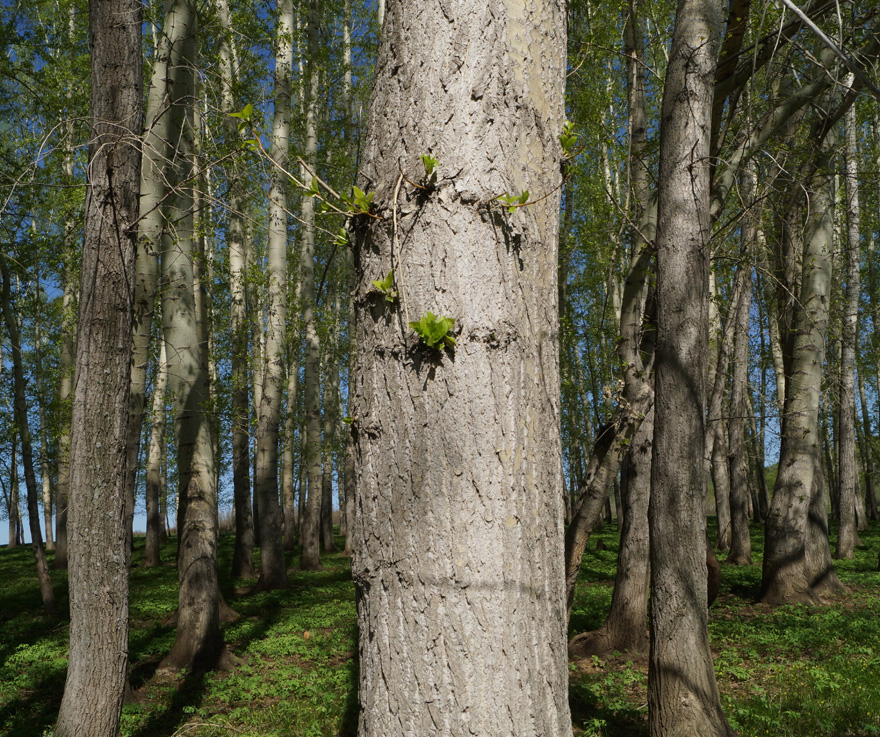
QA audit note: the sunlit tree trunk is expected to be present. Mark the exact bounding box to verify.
[299,0,323,572]
[253,0,293,591]
[762,126,844,604]
[216,0,256,579]
[835,98,861,558]
[648,0,734,733]
[352,1,570,732]
[158,1,230,672]
[54,0,141,729]
[34,302,54,551]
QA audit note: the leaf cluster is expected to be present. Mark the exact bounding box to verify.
[409,311,456,350]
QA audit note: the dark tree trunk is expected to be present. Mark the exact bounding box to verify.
[144,340,167,568]
[351,1,571,732]
[54,0,141,731]
[648,0,734,734]
[1,259,56,616]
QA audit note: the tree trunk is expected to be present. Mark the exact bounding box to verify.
[1,258,56,615]
[857,369,878,520]
[351,1,571,733]
[835,99,861,559]
[648,0,734,734]
[727,168,756,566]
[34,305,54,552]
[158,1,230,673]
[54,0,141,730]
[253,0,293,592]
[144,338,167,568]
[282,353,299,550]
[216,0,256,579]
[299,0,323,572]
[52,5,78,571]
[762,128,843,605]
[321,321,339,553]
[127,0,191,551]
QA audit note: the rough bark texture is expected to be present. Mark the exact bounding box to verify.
[1,260,56,615]
[835,101,861,559]
[54,0,141,731]
[648,0,733,735]
[253,0,293,591]
[321,340,339,553]
[299,0,323,572]
[762,130,843,604]
[158,0,229,672]
[144,339,167,568]
[351,1,571,733]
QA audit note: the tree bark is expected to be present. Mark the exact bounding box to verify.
[648,0,734,734]
[253,0,293,591]
[351,1,571,733]
[727,167,756,566]
[835,98,861,559]
[299,0,323,572]
[216,0,256,579]
[761,127,844,604]
[857,368,878,520]
[1,258,56,615]
[54,0,141,730]
[144,338,167,568]
[157,0,230,672]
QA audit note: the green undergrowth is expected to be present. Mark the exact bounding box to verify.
[1,520,879,736]
[569,518,880,737]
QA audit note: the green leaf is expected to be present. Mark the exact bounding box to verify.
[409,311,456,350]
[333,228,349,247]
[519,190,530,204]
[305,177,320,198]
[352,186,374,213]
[228,103,254,121]
[420,153,439,179]
[371,269,397,303]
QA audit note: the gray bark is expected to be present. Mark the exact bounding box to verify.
[216,0,256,579]
[54,0,141,730]
[253,0,293,591]
[762,126,844,604]
[144,339,167,568]
[726,165,756,566]
[158,1,230,672]
[835,99,861,559]
[351,1,571,733]
[857,369,878,520]
[648,0,734,734]
[299,0,323,572]
[34,305,54,551]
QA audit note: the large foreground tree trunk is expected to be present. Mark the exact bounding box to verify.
[351,1,571,733]
[55,0,141,731]
[648,0,734,735]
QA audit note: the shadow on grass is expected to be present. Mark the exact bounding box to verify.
[569,678,648,737]
[130,670,207,737]
[0,666,66,737]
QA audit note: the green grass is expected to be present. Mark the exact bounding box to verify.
[1,520,879,736]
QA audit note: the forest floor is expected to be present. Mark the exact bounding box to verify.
[1,519,879,737]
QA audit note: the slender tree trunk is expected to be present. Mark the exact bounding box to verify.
[52,3,78,571]
[351,1,571,732]
[253,0,293,591]
[144,339,167,568]
[762,128,843,604]
[857,369,878,519]
[8,435,21,547]
[727,166,756,566]
[1,258,56,615]
[34,307,54,552]
[836,99,861,559]
[282,361,298,550]
[648,1,733,734]
[54,2,141,729]
[127,0,190,550]
[321,306,339,553]
[216,0,256,579]
[299,0,323,572]
[158,1,230,672]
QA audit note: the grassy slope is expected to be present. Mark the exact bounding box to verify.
[1,520,878,736]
